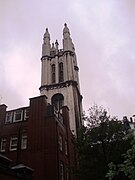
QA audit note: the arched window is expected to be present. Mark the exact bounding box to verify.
[51,64,55,83]
[59,63,64,82]
[51,93,64,111]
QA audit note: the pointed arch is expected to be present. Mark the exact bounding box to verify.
[51,64,56,83]
[59,62,64,82]
[51,93,64,111]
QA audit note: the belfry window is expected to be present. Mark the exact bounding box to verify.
[59,63,64,82]
[51,64,56,83]
[51,93,64,111]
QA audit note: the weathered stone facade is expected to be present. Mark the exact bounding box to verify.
[40,24,83,135]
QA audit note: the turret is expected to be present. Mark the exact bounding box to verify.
[63,23,75,52]
[42,28,51,57]
[63,23,70,38]
[55,40,59,54]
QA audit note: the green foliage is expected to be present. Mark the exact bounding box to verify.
[76,105,131,180]
[106,136,135,180]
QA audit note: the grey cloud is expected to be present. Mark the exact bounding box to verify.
[0,0,135,119]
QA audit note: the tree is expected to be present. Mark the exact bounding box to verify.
[106,134,135,180]
[76,105,131,180]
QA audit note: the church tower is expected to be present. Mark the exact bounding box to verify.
[39,24,82,134]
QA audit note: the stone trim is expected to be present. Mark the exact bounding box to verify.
[39,80,78,91]
[41,50,75,60]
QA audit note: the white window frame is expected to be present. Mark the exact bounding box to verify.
[13,110,23,122]
[24,109,29,121]
[21,135,27,150]
[0,138,6,152]
[5,112,13,124]
[10,137,18,151]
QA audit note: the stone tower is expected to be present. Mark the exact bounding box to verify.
[39,24,82,134]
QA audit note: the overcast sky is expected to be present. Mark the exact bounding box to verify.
[0,0,135,119]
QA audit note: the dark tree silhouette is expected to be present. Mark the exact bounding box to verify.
[76,105,131,180]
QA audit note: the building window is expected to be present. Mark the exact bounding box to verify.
[0,138,6,152]
[65,141,68,155]
[51,93,64,111]
[21,134,27,150]
[10,137,18,151]
[59,135,63,151]
[66,168,69,180]
[51,64,56,83]
[24,108,29,121]
[59,62,64,82]
[13,110,23,122]
[60,162,64,180]
[5,112,13,124]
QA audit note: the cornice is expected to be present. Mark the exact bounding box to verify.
[41,50,75,60]
[39,80,78,91]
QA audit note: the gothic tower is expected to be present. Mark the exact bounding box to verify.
[39,24,82,134]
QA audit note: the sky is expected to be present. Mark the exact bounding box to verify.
[0,0,135,119]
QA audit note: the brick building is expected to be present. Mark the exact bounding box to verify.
[0,95,77,180]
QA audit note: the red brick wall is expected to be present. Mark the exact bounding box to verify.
[0,96,77,180]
